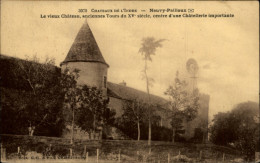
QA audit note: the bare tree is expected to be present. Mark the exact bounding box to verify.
[139,37,165,145]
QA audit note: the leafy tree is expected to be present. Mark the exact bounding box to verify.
[121,99,147,141]
[165,71,199,142]
[139,37,165,145]
[77,86,103,132]
[61,72,116,141]
[116,106,171,141]
[60,68,80,144]
[209,101,259,161]
[209,112,234,145]
[102,99,116,127]
[76,86,116,139]
[5,55,64,136]
[1,88,28,134]
[1,55,115,141]
[195,117,209,143]
[229,102,259,161]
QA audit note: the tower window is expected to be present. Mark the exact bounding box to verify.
[104,76,107,88]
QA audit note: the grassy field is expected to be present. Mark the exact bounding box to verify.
[1,134,243,163]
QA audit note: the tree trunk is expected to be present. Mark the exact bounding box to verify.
[172,128,175,143]
[137,121,140,141]
[31,130,34,136]
[99,130,102,140]
[148,118,151,145]
[100,118,103,140]
[28,123,32,136]
[31,126,35,136]
[93,114,96,140]
[144,59,152,146]
[71,108,75,144]
[202,131,205,144]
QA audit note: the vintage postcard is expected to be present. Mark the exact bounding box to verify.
[0,1,259,163]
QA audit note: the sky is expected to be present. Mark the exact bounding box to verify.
[1,1,259,120]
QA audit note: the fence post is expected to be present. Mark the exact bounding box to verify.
[70,148,73,158]
[84,145,86,156]
[1,144,3,161]
[222,153,225,162]
[199,150,202,160]
[168,153,170,163]
[18,146,20,154]
[1,147,6,162]
[97,148,99,163]
[256,152,260,162]
[86,152,89,162]
[0,143,2,157]
[118,149,121,162]
[4,148,6,161]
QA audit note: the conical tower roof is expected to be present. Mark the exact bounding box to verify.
[61,20,109,67]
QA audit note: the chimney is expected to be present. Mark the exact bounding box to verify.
[119,80,126,86]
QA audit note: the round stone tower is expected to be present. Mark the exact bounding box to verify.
[60,20,109,96]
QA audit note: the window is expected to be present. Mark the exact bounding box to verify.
[104,76,107,88]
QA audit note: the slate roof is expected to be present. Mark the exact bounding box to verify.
[107,82,169,107]
[61,20,108,67]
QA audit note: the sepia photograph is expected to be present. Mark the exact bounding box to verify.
[0,1,259,163]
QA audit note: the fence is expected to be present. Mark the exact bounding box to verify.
[0,134,247,163]
[1,144,240,163]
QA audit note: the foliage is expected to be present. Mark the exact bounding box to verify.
[139,37,166,62]
[102,99,116,127]
[116,98,172,141]
[209,112,234,145]
[121,100,148,123]
[120,99,148,140]
[61,69,116,140]
[209,101,259,161]
[164,71,200,142]
[60,68,82,143]
[115,118,139,140]
[1,55,115,139]
[0,56,64,137]
[151,126,172,141]
[115,117,172,141]
[76,85,116,132]
[116,101,171,141]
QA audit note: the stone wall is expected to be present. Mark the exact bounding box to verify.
[61,62,108,96]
